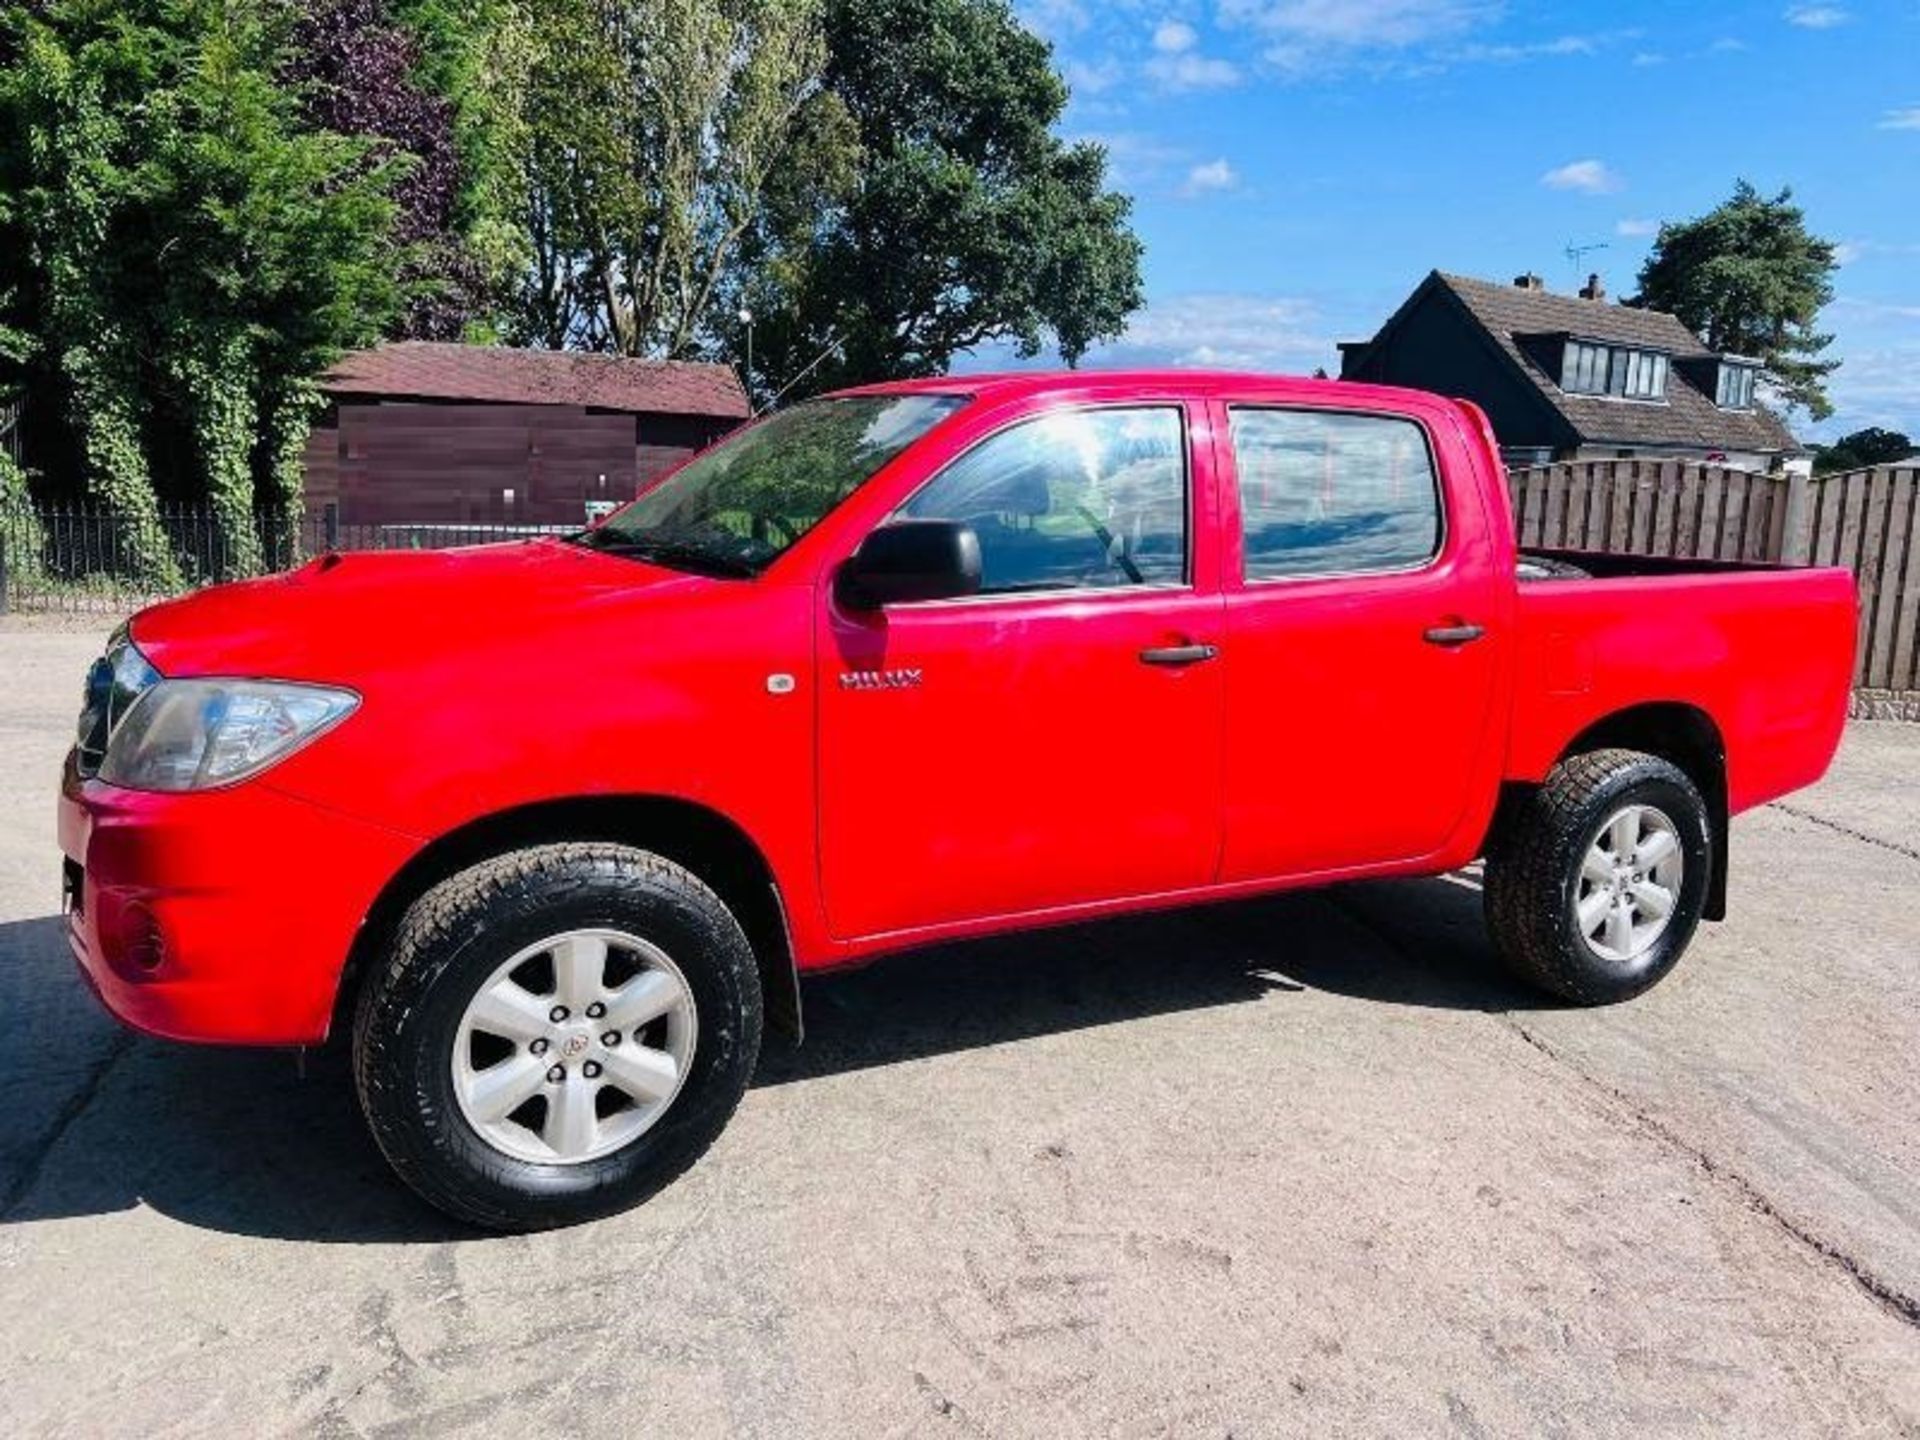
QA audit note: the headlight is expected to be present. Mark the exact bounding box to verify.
[76,626,161,774]
[99,679,359,792]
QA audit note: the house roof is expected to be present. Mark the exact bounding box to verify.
[321,341,751,420]
[1429,273,1801,454]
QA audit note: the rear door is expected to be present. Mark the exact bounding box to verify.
[816,402,1226,939]
[1215,397,1506,881]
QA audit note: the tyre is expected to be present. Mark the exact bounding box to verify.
[1484,748,1712,1005]
[353,843,763,1230]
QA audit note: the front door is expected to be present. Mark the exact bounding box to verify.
[817,404,1225,940]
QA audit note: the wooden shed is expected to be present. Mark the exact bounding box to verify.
[305,342,750,527]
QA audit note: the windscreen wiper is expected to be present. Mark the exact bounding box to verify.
[581,534,760,578]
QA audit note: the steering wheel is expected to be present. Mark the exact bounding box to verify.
[1074,503,1144,585]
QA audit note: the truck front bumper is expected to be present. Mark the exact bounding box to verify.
[57,753,418,1045]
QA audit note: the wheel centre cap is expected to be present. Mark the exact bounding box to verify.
[560,1032,591,1060]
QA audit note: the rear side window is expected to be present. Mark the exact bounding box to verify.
[899,407,1187,594]
[1228,408,1441,580]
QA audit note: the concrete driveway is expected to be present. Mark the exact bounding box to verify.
[1,616,1915,1437]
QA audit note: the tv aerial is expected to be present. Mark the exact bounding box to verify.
[1565,240,1610,285]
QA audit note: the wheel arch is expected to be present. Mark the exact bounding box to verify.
[1546,701,1730,921]
[330,795,802,1046]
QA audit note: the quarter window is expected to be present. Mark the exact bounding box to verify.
[897,407,1187,594]
[1229,408,1442,580]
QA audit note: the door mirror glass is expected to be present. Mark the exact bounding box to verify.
[837,520,983,610]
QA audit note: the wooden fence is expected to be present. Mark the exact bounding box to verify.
[1508,459,1920,700]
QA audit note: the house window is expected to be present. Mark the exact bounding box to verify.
[1563,341,1608,394]
[1562,342,1668,399]
[1716,364,1757,410]
[1612,349,1667,399]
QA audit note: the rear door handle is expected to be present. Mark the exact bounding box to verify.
[1139,643,1219,667]
[1424,623,1486,647]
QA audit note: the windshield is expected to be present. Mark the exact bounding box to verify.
[574,392,969,576]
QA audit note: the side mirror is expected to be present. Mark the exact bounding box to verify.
[836,520,982,610]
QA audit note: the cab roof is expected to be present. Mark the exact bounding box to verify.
[831,369,1459,413]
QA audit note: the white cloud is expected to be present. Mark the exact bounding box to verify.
[1090,293,1333,371]
[1223,0,1492,49]
[1631,51,1666,66]
[1835,297,1920,323]
[1076,130,1188,189]
[1832,240,1920,267]
[1180,158,1240,196]
[1145,50,1243,90]
[1063,56,1127,95]
[1616,217,1660,237]
[1541,159,1625,194]
[1878,106,1920,131]
[1785,5,1849,28]
[1152,18,1197,53]
[1813,344,1920,439]
[1708,36,1748,52]
[1016,0,1091,38]
[1220,0,1497,74]
[1450,34,1604,63]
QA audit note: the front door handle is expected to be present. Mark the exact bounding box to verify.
[1424,623,1486,647]
[1139,643,1219,667]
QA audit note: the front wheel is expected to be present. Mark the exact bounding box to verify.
[1484,748,1712,1005]
[353,843,763,1230]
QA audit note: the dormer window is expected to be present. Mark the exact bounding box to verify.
[1560,340,1668,400]
[1716,361,1759,410]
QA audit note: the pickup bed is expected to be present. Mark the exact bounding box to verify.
[58,371,1856,1228]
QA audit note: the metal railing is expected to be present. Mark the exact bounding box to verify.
[0,501,570,615]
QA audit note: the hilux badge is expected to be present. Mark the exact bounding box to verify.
[839,668,923,691]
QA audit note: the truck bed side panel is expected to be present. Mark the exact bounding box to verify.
[1506,566,1857,815]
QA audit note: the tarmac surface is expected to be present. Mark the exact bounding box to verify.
[1,616,1915,1436]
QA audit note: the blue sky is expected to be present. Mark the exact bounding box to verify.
[965,0,1920,441]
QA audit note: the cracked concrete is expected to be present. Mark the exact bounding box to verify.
[1,615,1916,1436]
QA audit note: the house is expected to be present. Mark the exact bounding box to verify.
[305,341,750,527]
[1338,271,1804,472]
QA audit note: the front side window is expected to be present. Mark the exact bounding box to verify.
[897,407,1187,594]
[577,393,968,575]
[1229,408,1442,580]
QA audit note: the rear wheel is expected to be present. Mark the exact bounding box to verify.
[353,843,762,1230]
[1484,748,1712,1004]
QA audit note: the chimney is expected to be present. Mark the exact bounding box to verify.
[1514,273,1544,291]
[1579,272,1607,302]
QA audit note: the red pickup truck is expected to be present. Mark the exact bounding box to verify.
[59,372,1855,1229]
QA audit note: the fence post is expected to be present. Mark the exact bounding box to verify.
[323,501,340,553]
[1778,470,1812,565]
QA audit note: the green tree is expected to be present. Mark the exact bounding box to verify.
[1812,426,1914,474]
[1630,181,1840,421]
[504,0,840,357]
[493,0,1141,399]
[0,0,405,578]
[739,0,1141,400]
